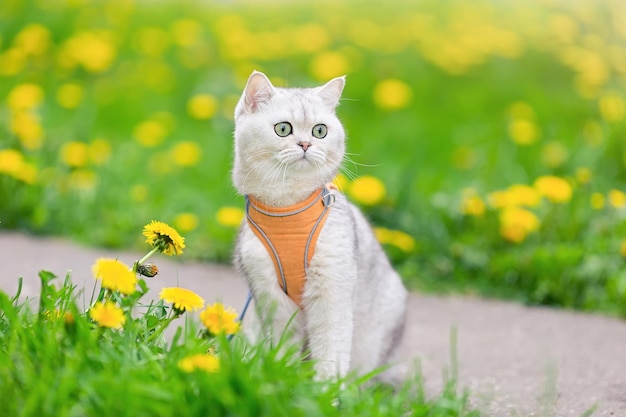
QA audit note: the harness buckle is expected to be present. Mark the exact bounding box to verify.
[323,191,336,207]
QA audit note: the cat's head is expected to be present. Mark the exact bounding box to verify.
[232,71,346,206]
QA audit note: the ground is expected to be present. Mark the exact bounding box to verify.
[1,231,624,417]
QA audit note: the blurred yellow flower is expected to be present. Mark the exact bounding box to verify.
[348,175,386,206]
[13,24,51,56]
[309,51,349,81]
[507,101,536,121]
[599,93,625,122]
[10,111,43,150]
[56,83,84,109]
[7,83,44,111]
[541,142,568,168]
[61,31,117,73]
[92,258,137,295]
[171,141,202,166]
[159,287,205,314]
[374,227,416,253]
[0,48,26,76]
[332,173,349,191]
[187,94,218,120]
[0,149,24,175]
[508,119,539,145]
[293,24,330,53]
[582,120,603,147]
[174,212,199,233]
[199,303,240,335]
[534,176,572,203]
[60,141,89,167]
[178,354,220,373]
[133,120,167,147]
[134,27,170,57]
[15,162,38,184]
[499,206,540,243]
[372,79,413,110]
[620,240,626,258]
[216,206,244,227]
[89,302,125,329]
[143,220,185,255]
[88,139,112,165]
[575,167,591,184]
[506,184,542,207]
[590,192,605,210]
[460,193,486,217]
[608,189,626,208]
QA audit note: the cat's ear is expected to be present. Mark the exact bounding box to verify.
[241,71,275,113]
[317,76,346,109]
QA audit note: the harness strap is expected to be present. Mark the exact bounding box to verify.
[245,187,335,308]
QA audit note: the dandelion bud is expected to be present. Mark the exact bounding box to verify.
[136,263,159,277]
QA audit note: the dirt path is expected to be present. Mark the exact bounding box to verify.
[1,231,624,416]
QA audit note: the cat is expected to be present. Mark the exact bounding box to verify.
[232,70,408,381]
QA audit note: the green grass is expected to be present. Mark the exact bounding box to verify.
[0,269,481,417]
[1,0,626,317]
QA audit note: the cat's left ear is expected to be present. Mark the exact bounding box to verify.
[317,76,346,109]
[241,71,276,114]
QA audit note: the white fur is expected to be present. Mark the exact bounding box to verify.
[232,71,408,380]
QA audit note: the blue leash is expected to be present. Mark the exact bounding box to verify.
[228,290,253,341]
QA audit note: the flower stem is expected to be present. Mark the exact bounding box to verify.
[145,315,177,344]
[134,247,159,272]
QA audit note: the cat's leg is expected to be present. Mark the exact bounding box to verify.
[302,243,357,380]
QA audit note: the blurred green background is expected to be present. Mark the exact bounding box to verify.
[1,0,625,316]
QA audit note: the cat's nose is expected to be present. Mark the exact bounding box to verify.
[298,141,310,152]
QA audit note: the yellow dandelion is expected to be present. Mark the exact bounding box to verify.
[216,206,244,227]
[599,93,625,122]
[590,192,605,210]
[461,194,486,217]
[621,240,626,258]
[143,220,185,255]
[372,79,413,110]
[174,212,199,233]
[533,176,572,203]
[159,287,205,314]
[309,50,349,81]
[178,353,220,373]
[508,119,539,145]
[506,184,541,208]
[88,138,112,165]
[499,206,540,243]
[170,141,202,167]
[92,258,137,295]
[389,230,416,253]
[608,189,626,208]
[374,227,394,245]
[0,149,24,175]
[89,301,126,329]
[348,175,386,206]
[187,94,218,120]
[56,83,84,109]
[575,167,591,185]
[133,120,167,147]
[10,111,44,150]
[14,24,51,56]
[60,141,89,168]
[199,303,240,336]
[7,83,44,111]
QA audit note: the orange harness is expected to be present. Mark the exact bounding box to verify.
[245,187,335,308]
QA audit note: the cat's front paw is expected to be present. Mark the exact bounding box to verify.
[313,360,341,382]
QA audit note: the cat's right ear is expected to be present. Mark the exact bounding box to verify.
[240,71,275,114]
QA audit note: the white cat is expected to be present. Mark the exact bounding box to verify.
[232,71,408,381]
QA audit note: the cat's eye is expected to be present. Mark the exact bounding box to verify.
[274,122,293,137]
[312,124,328,139]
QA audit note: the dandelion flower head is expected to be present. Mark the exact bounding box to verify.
[178,353,220,373]
[89,301,125,329]
[92,258,137,295]
[143,220,185,255]
[199,303,240,335]
[159,287,205,314]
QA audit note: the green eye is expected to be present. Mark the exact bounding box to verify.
[274,122,292,137]
[312,124,328,139]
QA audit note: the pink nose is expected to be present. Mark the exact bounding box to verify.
[298,142,310,151]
